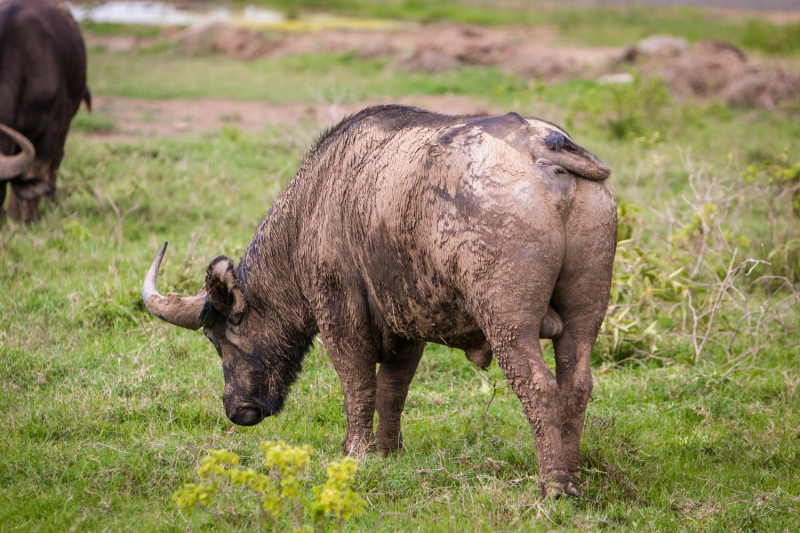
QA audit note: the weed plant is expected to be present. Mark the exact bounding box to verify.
[173,442,365,532]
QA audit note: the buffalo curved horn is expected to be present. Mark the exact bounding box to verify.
[0,124,35,180]
[143,241,210,330]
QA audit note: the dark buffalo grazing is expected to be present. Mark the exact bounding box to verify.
[0,0,90,223]
[142,105,617,497]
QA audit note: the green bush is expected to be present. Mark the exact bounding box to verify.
[565,75,672,140]
[743,156,800,281]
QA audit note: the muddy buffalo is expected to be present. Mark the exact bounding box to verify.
[0,0,90,222]
[142,105,617,497]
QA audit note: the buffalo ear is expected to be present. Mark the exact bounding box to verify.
[205,256,246,324]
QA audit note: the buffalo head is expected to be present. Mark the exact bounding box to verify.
[143,242,296,426]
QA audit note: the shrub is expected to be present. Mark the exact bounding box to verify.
[566,75,672,139]
[597,160,799,367]
[742,155,800,281]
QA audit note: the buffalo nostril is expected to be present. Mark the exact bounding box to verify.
[227,402,270,426]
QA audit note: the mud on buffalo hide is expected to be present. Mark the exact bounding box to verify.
[143,105,617,498]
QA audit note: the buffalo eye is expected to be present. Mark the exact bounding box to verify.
[203,328,224,358]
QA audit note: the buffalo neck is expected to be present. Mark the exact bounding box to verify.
[236,177,316,360]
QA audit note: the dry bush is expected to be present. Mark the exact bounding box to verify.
[600,154,800,368]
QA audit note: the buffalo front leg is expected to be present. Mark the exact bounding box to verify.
[7,161,56,224]
[0,181,6,220]
[323,335,378,456]
[7,189,40,224]
[316,271,382,455]
[375,339,425,453]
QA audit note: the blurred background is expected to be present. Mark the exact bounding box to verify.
[70,0,800,138]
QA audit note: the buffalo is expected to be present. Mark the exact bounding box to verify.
[0,0,90,222]
[142,105,617,497]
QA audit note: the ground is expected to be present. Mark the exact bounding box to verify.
[86,93,497,139]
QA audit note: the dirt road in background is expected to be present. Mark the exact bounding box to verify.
[87,94,500,139]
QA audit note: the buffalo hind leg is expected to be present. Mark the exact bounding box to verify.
[488,324,577,498]
[551,265,614,491]
[540,305,586,496]
[553,330,595,493]
[551,240,614,490]
[375,339,425,453]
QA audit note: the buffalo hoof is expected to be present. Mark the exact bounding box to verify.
[342,434,375,456]
[542,478,581,499]
[376,434,404,456]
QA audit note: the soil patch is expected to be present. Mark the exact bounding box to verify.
[87,94,501,140]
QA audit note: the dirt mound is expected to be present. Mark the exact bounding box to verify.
[401,25,514,71]
[179,22,278,60]
[721,69,800,109]
[166,24,800,109]
[652,40,750,98]
[179,23,373,60]
[634,39,800,108]
[173,22,601,82]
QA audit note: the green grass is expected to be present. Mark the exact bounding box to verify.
[80,21,163,38]
[3,15,800,531]
[87,49,525,103]
[71,110,116,135]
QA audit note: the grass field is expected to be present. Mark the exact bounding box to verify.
[2,2,800,532]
